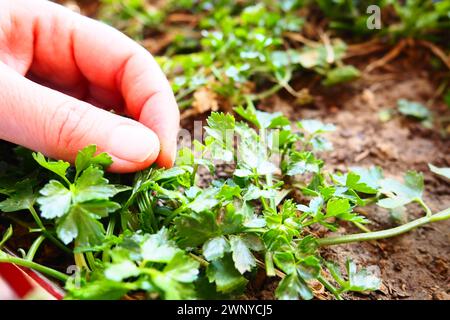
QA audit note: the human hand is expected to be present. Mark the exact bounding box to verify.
[0,0,179,173]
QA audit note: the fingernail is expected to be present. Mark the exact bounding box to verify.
[109,125,159,162]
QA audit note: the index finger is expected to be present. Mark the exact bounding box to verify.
[16,0,180,167]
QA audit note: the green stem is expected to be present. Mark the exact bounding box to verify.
[189,253,209,268]
[317,207,450,246]
[317,275,343,300]
[86,252,97,271]
[28,206,71,254]
[416,198,432,217]
[26,235,45,261]
[0,254,69,282]
[353,221,371,233]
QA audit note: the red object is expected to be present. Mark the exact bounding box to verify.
[0,261,64,300]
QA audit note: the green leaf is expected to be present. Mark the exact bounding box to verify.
[104,260,140,282]
[203,236,230,261]
[326,198,366,223]
[75,145,112,174]
[275,272,313,300]
[175,211,220,248]
[327,260,381,293]
[286,152,322,176]
[229,235,257,274]
[37,180,72,219]
[0,180,35,212]
[323,65,360,86]
[74,166,119,203]
[141,228,180,263]
[332,168,382,194]
[235,104,289,129]
[57,204,106,247]
[429,164,450,180]
[346,260,381,292]
[298,120,335,135]
[65,278,133,300]
[397,99,432,120]
[273,251,296,274]
[378,171,424,209]
[163,252,199,283]
[349,166,384,192]
[33,152,70,182]
[187,187,220,212]
[206,254,248,294]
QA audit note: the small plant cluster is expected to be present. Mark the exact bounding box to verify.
[1,106,449,300]
[97,0,450,113]
[317,0,450,40]
[99,0,361,109]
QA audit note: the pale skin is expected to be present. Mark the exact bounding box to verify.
[0,0,180,173]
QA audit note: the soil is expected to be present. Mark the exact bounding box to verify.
[1,0,448,300]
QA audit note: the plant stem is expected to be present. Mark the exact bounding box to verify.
[86,252,97,271]
[189,253,209,268]
[353,221,371,233]
[317,207,450,246]
[26,235,45,261]
[416,198,432,217]
[0,254,69,282]
[28,206,71,254]
[317,275,343,300]
[74,252,90,271]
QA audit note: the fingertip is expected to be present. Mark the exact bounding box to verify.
[105,124,160,173]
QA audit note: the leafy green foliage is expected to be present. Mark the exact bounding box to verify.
[378,171,424,209]
[1,109,447,300]
[34,146,125,249]
[98,0,361,110]
[326,259,381,294]
[397,99,432,122]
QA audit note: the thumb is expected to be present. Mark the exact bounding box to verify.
[0,63,160,173]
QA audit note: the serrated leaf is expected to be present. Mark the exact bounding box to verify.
[141,228,180,263]
[57,204,106,247]
[346,260,381,292]
[235,104,289,129]
[229,235,257,274]
[275,273,313,300]
[378,171,424,209]
[75,145,112,175]
[298,120,336,135]
[163,252,199,283]
[104,260,140,282]
[37,180,72,219]
[33,153,70,182]
[203,236,230,261]
[175,211,220,248]
[0,180,35,212]
[74,166,119,203]
[206,254,248,293]
[326,198,366,223]
[286,152,322,176]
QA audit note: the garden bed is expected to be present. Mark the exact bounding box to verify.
[1,0,449,300]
